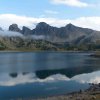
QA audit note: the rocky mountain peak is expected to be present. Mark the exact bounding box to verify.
[9,24,21,32]
[36,22,50,29]
[65,23,77,31]
[22,26,32,35]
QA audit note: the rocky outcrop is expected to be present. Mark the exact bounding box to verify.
[9,24,21,32]
[22,26,32,35]
[33,22,57,36]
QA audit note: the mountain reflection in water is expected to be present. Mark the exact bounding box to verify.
[0,52,100,99]
[10,70,100,82]
[0,70,100,86]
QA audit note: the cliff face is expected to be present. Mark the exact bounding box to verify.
[9,24,21,33]
[22,26,32,35]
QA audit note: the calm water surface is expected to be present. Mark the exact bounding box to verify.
[0,52,100,100]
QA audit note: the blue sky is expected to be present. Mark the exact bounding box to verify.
[0,0,100,18]
[0,0,100,30]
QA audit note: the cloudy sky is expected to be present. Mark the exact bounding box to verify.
[0,0,100,30]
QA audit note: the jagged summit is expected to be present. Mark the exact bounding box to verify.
[66,23,75,27]
[9,24,21,32]
[35,22,51,29]
[22,26,32,35]
[65,23,78,31]
[37,22,49,26]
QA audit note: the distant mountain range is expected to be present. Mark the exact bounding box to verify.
[8,22,100,44]
[0,22,100,51]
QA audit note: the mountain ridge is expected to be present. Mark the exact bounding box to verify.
[8,22,100,44]
[0,22,100,51]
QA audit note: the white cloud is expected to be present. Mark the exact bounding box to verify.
[0,30,23,37]
[50,0,89,7]
[0,14,36,30]
[0,14,100,31]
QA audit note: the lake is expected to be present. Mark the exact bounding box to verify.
[0,52,100,100]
